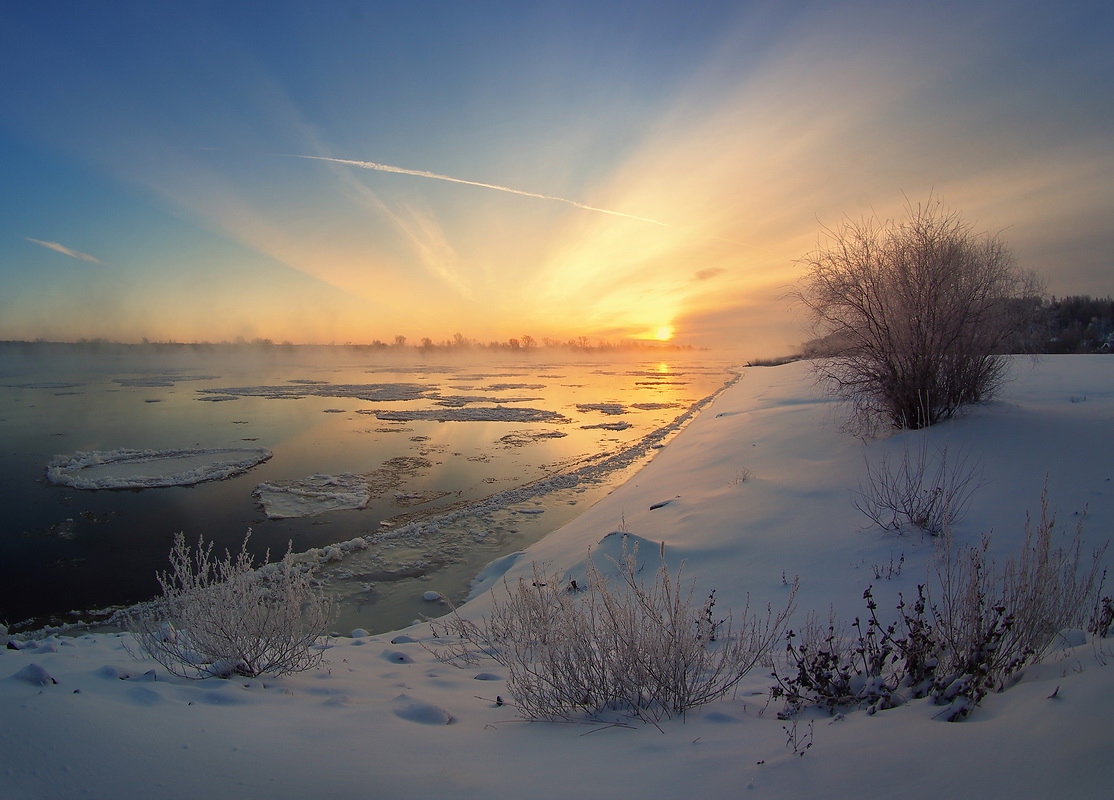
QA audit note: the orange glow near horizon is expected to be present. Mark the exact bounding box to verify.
[3,5,1110,361]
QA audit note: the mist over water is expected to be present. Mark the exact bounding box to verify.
[0,342,736,633]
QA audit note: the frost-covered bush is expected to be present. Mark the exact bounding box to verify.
[774,489,1106,721]
[929,490,1105,718]
[771,586,935,718]
[430,539,796,722]
[795,199,1040,432]
[126,531,332,679]
[853,441,983,536]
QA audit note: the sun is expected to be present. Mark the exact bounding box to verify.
[653,325,674,341]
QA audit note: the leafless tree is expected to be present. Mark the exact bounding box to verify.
[796,199,1041,431]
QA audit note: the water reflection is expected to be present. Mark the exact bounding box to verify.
[0,342,736,633]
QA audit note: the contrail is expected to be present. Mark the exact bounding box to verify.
[278,153,671,227]
[26,238,102,263]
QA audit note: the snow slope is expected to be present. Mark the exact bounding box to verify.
[3,356,1111,800]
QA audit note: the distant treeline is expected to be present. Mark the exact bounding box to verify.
[1024,295,1114,354]
[0,334,699,354]
[797,294,1114,360]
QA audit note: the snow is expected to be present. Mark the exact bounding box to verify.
[45,447,272,489]
[4,356,1113,799]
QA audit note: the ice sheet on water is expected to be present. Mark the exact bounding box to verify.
[497,429,568,447]
[576,402,626,415]
[7,381,84,390]
[372,407,570,423]
[432,394,540,407]
[197,382,433,402]
[253,473,373,519]
[113,374,219,388]
[254,457,433,519]
[45,448,272,489]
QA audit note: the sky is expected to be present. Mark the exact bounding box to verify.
[1,1,1111,355]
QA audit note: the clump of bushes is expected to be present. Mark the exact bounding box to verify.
[127,531,332,679]
[773,490,1106,721]
[853,441,983,536]
[795,198,1040,432]
[429,538,796,722]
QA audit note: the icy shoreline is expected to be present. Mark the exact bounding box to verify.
[293,371,739,572]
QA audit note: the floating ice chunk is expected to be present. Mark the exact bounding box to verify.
[374,407,570,423]
[581,421,633,431]
[113,374,218,388]
[498,429,568,447]
[45,448,272,490]
[253,473,372,519]
[577,402,626,415]
[199,382,431,402]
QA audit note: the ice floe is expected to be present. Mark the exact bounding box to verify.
[254,457,433,519]
[432,394,540,407]
[45,448,272,490]
[372,407,570,423]
[576,402,626,415]
[197,382,432,402]
[581,421,633,431]
[113,374,218,388]
[253,473,373,519]
[497,429,568,447]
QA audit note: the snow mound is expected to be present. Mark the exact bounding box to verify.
[45,448,272,489]
[253,473,373,519]
[391,694,453,725]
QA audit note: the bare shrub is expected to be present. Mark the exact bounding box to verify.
[795,198,1041,432]
[429,539,796,722]
[775,487,1106,721]
[1088,569,1113,639]
[930,489,1105,718]
[771,586,937,718]
[127,531,332,679]
[853,440,983,535]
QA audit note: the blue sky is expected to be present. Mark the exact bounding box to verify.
[1,1,1111,353]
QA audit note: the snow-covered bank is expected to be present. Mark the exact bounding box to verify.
[3,357,1112,799]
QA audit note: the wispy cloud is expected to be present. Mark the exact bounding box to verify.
[278,153,671,228]
[695,267,725,281]
[26,237,103,263]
